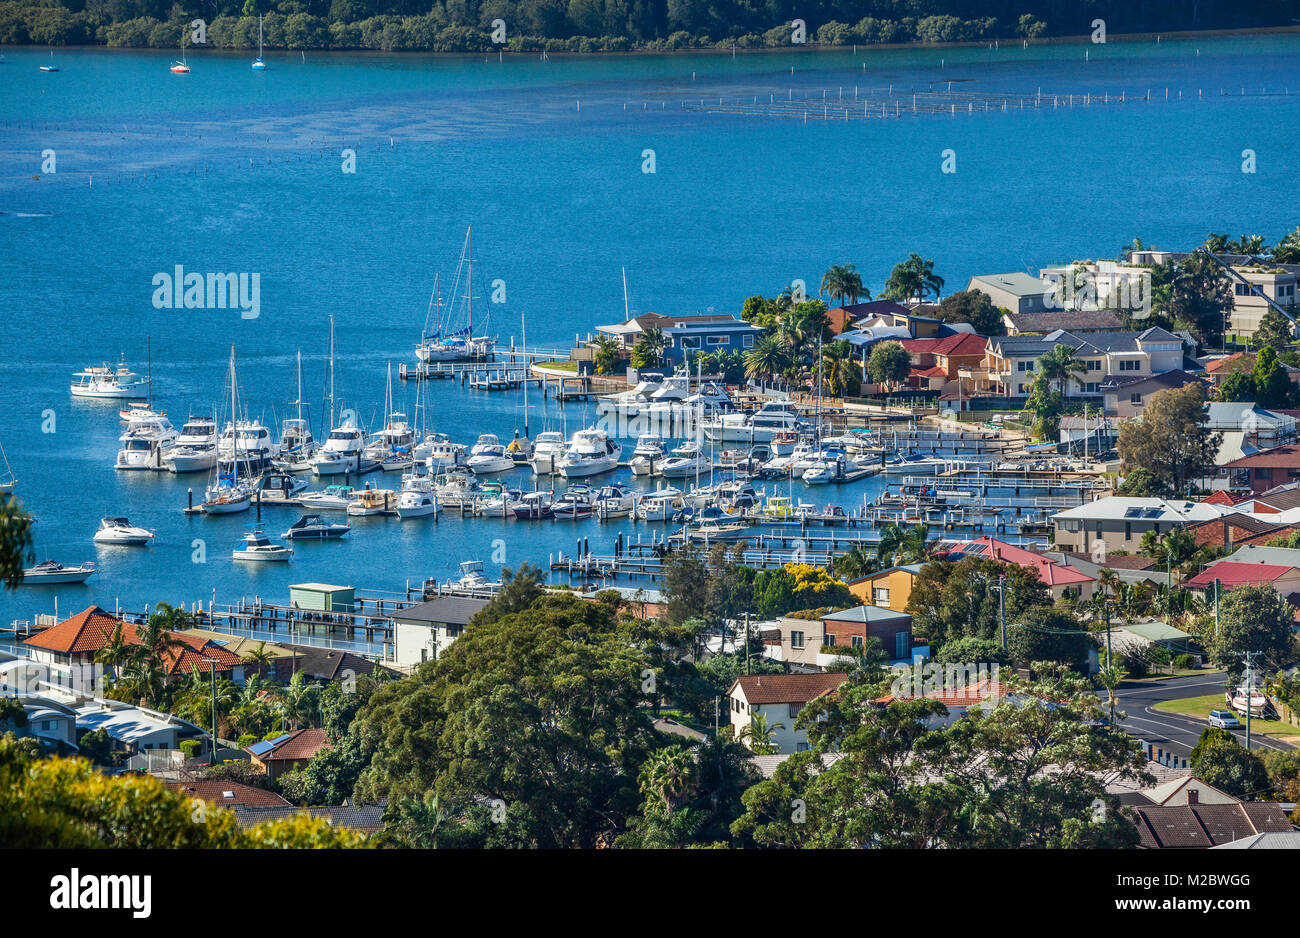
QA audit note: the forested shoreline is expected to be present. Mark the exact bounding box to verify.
[2,1,1297,53]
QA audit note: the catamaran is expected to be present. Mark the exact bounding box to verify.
[415,228,496,362]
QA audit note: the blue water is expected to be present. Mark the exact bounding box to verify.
[2,35,1299,622]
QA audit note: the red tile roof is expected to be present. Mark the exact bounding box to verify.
[931,332,989,357]
[1200,490,1247,506]
[1184,562,1297,589]
[165,780,291,808]
[950,537,1093,587]
[1204,352,1249,376]
[729,672,847,705]
[1222,445,1300,469]
[22,606,244,676]
[911,365,948,379]
[875,677,1005,708]
[256,728,330,762]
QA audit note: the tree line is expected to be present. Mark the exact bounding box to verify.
[4,0,1297,51]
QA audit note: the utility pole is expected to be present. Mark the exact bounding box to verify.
[1242,652,1259,750]
[998,575,1007,650]
[209,659,220,767]
[743,612,751,675]
[1213,579,1220,638]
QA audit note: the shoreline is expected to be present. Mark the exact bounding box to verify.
[8,24,1299,57]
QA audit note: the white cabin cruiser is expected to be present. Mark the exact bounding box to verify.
[297,484,355,511]
[558,428,621,478]
[452,560,500,591]
[70,362,150,399]
[658,441,713,480]
[217,421,277,475]
[600,375,664,415]
[528,431,568,476]
[115,415,177,470]
[703,401,801,444]
[395,479,440,518]
[365,414,416,471]
[164,417,219,473]
[21,560,96,584]
[433,468,481,508]
[275,418,317,471]
[629,435,667,475]
[466,434,514,474]
[92,517,155,546]
[312,424,377,477]
[637,487,686,522]
[594,483,635,519]
[513,490,555,520]
[232,527,293,562]
[423,434,467,473]
[283,514,351,539]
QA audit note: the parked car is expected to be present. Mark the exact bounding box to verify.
[1208,709,1242,729]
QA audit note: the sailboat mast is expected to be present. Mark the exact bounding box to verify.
[622,267,630,322]
[467,226,474,339]
[522,313,529,439]
[328,315,336,428]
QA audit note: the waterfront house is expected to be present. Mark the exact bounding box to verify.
[1051,497,1230,555]
[594,313,762,365]
[1183,560,1300,606]
[1003,309,1124,335]
[245,728,329,782]
[389,595,491,669]
[727,672,847,755]
[982,328,1189,399]
[821,606,914,662]
[944,536,1095,600]
[900,332,989,393]
[1101,369,1203,417]
[966,272,1052,315]
[22,606,246,685]
[1129,250,1300,340]
[1204,351,1300,388]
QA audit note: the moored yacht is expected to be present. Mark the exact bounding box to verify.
[164,417,219,473]
[528,431,568,475]
[451,560,501,592]
[92,517,155,546]
[275,417,317,471]
[21,560,96,584]
[297,484,355,511]
[657,440,712,480]
[283,514,351,539]
[217,421,277,475]
[423,434,467,473]
[702,401,801,444]
[232,527,292,562]
[558,428,621,478]
[512,490,554,520]
[365,410,416,472]
[600,374,664,415]
[311,423,377,477]
[629,434,667,475]
[466,434,514,474]
[115,415,177,470]
[71,362,150,399]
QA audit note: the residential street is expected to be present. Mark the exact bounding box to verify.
[1114,673,1296,756]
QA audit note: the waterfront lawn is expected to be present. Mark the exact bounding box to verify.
[1153,693,1300,740]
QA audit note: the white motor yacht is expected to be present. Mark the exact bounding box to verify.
[217,421,277,474]
[512,490,555,520]
[703,401,801,444]
[164,417,219,473]
[637,487,686,522]
[658,441,713,480]
[396,486,440,519]
[452,559,500,591]
[365,413,416,471]
[232,528,293,562]
[275,417,317,471]
[434,468,481,508]
[594,483,635,519]
[70,362,150,399]
[528,431,568,475]
[600,374,664,415]
[424,434,467,473]
[311,424,377,476]
[297,484,355,511]
[21,560,96,584]
[283,514,351,539]
[92,517,155,546]
[629,434,667,475]
[474,484,523,517]
[114,415,177,470]
[558,428,621,478]
[466,434,514,474]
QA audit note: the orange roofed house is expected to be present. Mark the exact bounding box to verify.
[22,605,246,685]
[946,536,1095,600]
[245,728,330,782]
[727,673,847,755]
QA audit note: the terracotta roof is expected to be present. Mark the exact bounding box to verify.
[930,332,991,357]
[1184,561,1296,589]
[729,672,847,705]
[1063,552,1158,571]
[1222,444,1300,469]
[1203,352,1249,375]
[949,537,1093,586]
[22,606,125,654]
[165,780,291,808]
[875,677,1005,708]
[1201,490,1248,506]
[253,728,330,762]
[910,365,948,379]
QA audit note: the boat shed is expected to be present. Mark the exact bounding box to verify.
[288,583,356,613]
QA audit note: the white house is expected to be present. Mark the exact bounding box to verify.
[727,672,846,755]
[389,595,491,670]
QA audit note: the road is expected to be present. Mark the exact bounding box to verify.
[1112,673,1295,757]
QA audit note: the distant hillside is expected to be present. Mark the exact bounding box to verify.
[3,0,1298,52]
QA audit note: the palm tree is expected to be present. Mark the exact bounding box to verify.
[135,602,188,675]
[639,745,698,813]
[590,335,622,375]
[639,326,668,365]
[281,671,321,730]
[737,712,785,755]
[93,623,132,680]
[831,543,877,580]
[821,264,868,307]
[819,340,857,396]
[242,641,274,677]
[1037,344,1087,397]
[744,334,792,382]
[882,253,944,302]
[877,522,931,566]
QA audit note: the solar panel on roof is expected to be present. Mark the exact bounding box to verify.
[1143,508,1164,518]
[1124,507,1144,518]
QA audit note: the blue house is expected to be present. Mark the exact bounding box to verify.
[596,313,763,366]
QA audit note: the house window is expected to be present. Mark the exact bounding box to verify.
[742,334,755,348]
[1017,361,1034,372]
[895,631,908,659]
[1085,383,1099,394]
[1087,360,1101,371]
[680,336,701,350]
[791,630,805,649]
[788,703,803,719]
[1119,360,1141,371]
[1130,393,1142,405]
[707,335,729,345]
[796,742,810,752]
[872,587,890,606]
[825,634,837,646]
[1124,521,1131,540]
[851,635,864,648]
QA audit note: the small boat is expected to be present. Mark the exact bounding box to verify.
[451,560,500,592]
[92,517,155,546]
[171,30,190,73]
[1227,685,1270,718]
[512,490,554,520]
[251,13,268,70]
[528,431,567,476]
[115,415,178,470]
[274,417,317,471]
[433,468,481,509]
[120,402,165,422]
[558,428,621,478]
[283,514,350,539]
[21,560,94,584]
[629,435,667,476]
[802,461,836,485]
[466,434,515,474]
[40,49,58,72]
[474,483,523,517]
[346,484,395,516]
[594,483,635,519]
[202,476,254,514]
[395,487,439,519]
[552,486,595,520]
[232,527,292,562]
[424,434,467,473]
[71,362,149,399]
[297,484,355,511]
[506,434,533,464]
[164,417,219,473]
[658,441,712,480]
[637,488,686,522]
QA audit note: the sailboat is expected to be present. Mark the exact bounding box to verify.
[40,47,58,72]
[202,347,255,514]
[171,30,190,73]
[251,14,268,70]
[415,226,496,362]
[275,350,317,471]
[0,435,16,493]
